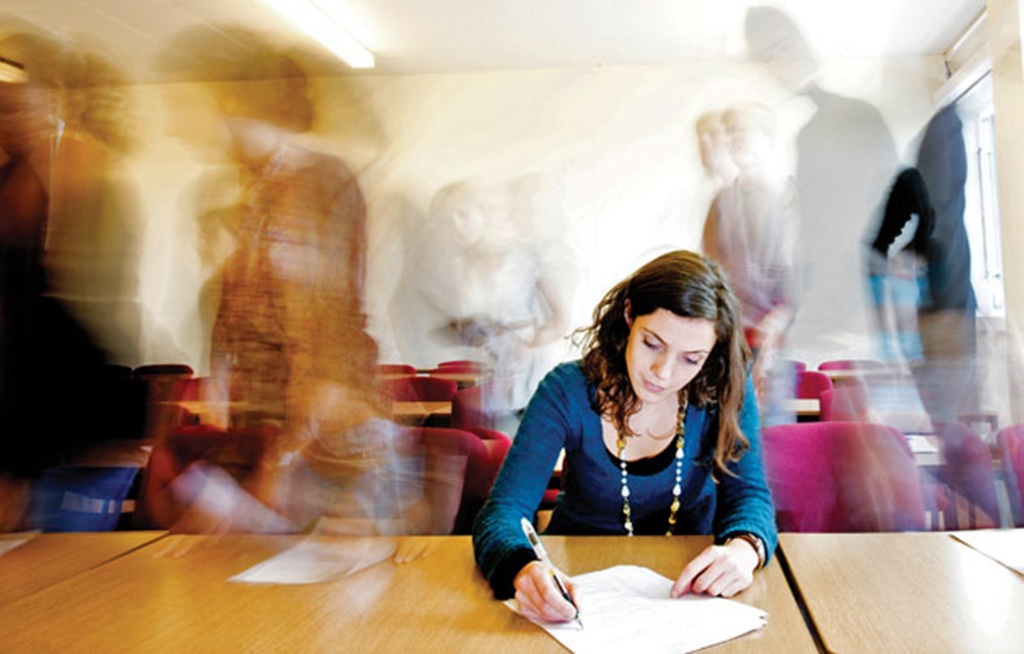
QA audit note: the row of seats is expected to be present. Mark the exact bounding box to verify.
[763,421,1024,531]
[136,423,511,536]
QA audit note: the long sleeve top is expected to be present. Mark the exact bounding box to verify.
[472,361,777,598]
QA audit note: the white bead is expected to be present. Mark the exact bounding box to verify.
[621,486,630,498]
[673,483,681,496]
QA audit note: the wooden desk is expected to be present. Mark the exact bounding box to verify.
[784,398,820,420]
[0,535,815,652]
[391,400,452,425]
[0,531,165,605]
[427,371,490,389]
[779,532,1024,653]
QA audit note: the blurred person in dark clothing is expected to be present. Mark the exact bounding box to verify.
[0,34,134,530]
[871,103,978,426]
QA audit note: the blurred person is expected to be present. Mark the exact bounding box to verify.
[871,104,978,426]
[392,174,575,432]
[914,103,978,425]
[0,34,129,530]
[473,250,775,620]
[146,28,451,538]
[11,33,144,367]
[698,103,796,400]
[745,6,900,363]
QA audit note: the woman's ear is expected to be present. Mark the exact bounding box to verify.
[624,299,633,327]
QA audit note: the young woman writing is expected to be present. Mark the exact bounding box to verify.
[472,250,776,623]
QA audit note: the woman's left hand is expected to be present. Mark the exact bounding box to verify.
[670,540,759,598]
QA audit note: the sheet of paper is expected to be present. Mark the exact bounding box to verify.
[0,531,38,558]
[950,529,1024,575]
[905,435,939,454]
[506,565,767,653]
[230,536,397,584]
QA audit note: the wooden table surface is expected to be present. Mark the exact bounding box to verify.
[783,398,820,419]
[391,400,452,424]
[779,532,1024,654]
[0,535,815,653]
[0,531,166,605]
[426,371,490,388]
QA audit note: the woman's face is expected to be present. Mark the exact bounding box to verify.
[625,307,717,406]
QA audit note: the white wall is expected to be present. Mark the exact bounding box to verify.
[120,56,942,374]
[988,0,1024,422]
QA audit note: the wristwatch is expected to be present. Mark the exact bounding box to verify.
[726,533,766,569]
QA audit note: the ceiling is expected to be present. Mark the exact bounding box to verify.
[0,0,987,80]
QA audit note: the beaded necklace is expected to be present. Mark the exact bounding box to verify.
[617,396,687,536]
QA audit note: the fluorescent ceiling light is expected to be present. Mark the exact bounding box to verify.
[263,0,375,69]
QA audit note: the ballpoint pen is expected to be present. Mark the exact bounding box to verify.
[520,517,584,630]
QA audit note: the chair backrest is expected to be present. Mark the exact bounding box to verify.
[931,422,999,528]
[817,359,886,371]
[451,383,498,431]
[380,376,458,402]
[133,363,195,378]
[409,426,511,534]
[435,360,488,371]
[762,421,926,532]
[28,465,141,531]
[133,363,195,403]
[377,363,418,376]
[794,370,833,399]
[136,423,274,529]
[819,378,873,422]
[996,425,1024,526]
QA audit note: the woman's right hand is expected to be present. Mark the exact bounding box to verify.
[513,560,579,623]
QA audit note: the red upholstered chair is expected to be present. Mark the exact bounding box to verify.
[762,421,926,532]
[794,370,833,399]
[435,360,489,371]
[136,423,275,529]
[376,363,418,376]
[819,377,874,422]
[133,363,194,402]
[380,375,458,402]
[996,425,1024,526]
[409,426,511,534]
[817,359,886,372]
[451,383,498,431]
[929,423,999,529]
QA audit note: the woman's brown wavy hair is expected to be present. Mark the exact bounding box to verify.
[577,250,751,475]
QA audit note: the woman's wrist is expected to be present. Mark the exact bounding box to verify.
[725,533,766,569]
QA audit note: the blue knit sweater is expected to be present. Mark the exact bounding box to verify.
[472,361,777,598]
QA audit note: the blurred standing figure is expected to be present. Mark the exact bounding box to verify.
[0,33,132,530]
[698,104,796,397]
[872,103,978,425]
[745,6,900,361]
[396,175,575,431]
[151,29,431,535]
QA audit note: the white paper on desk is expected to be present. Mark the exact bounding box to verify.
[506,565,767,653]
[229,536,397,584]
[905,435,939,453]
[0,531,39,558]
[950,530,1024,575]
